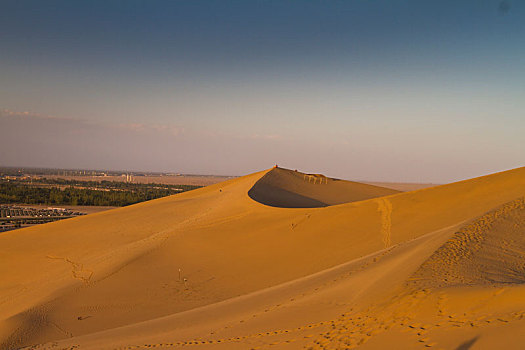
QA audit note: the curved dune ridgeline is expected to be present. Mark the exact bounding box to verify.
[248,167,400,208]
[1,166,525,349]
[410,197,525,288]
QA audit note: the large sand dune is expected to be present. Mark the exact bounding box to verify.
[248,167,399,208]
[1,166,524,349]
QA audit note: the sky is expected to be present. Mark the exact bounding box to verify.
[1,0,524,183]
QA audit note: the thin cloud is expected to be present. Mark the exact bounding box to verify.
[247,134,281,140]
[1,109,72,121]
[1,109,184,137]
[116,123,184,136]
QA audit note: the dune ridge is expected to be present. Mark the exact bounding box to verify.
[248,167,399,208]
[410,196,525,288]
[1,166,524,349]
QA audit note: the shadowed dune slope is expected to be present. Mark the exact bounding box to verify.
[1,166,525,349]
[247,167,400,208]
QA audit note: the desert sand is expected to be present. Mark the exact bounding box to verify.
[360,182,439,192]
[1,166,524,349]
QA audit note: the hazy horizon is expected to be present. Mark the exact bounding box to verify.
[3,161,524,186]
[1,1,524,183]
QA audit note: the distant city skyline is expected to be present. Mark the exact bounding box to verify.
[1,1,524,183]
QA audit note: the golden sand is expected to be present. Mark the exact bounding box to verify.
[1,166,524,349]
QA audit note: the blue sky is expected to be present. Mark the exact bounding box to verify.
[1,0,524,182]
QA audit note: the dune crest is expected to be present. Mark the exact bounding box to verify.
[410,197,525,288]
[248,167,399,208]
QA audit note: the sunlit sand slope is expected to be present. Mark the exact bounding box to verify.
[411,197,525,288]
[353,197,525,350]
[0,166,524,349]
[248,167,399,208]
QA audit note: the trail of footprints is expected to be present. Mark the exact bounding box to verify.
[410,197,525,288]
[307,288,525,350]
[206,243,397,339]
[46,255,93,284]
[26,288,525,350]
[30,207,525,350]
[27,242,403,350]
[109,321,329,349]
[108,249,427,350]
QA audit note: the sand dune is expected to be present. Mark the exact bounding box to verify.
[1,166,524,349]
[248,167,399,208]
[361,181,439,192]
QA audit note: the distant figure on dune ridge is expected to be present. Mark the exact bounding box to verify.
[303,173,328,184]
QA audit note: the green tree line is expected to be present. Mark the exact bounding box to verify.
[0,181,201,207]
